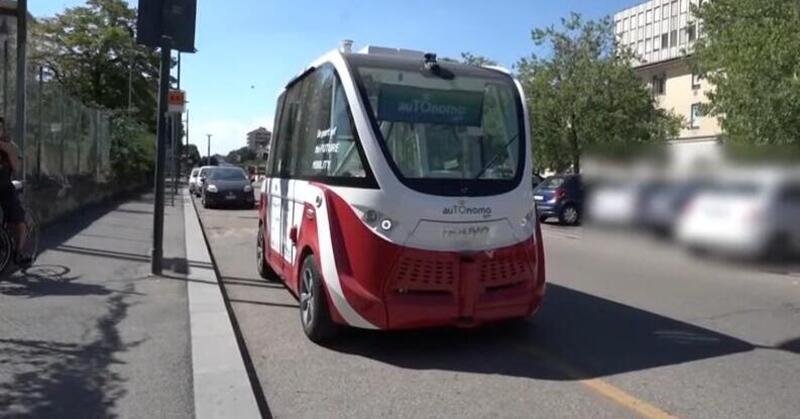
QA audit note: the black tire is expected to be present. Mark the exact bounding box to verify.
[256,226,279,281]
[538,215,548,223]
[202,193,210,208]
[559,204,580,226]
[299,254,337,343]
[0,230,13,274]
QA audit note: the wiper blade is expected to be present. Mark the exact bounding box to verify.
[473,133,519,179]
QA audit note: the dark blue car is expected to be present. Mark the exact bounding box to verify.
[534,174,583,225]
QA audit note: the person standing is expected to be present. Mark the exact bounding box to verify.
[0,116,31,267]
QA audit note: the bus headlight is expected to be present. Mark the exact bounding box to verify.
[380,218,393,231]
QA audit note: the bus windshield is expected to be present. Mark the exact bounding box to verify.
[352,59,525,195]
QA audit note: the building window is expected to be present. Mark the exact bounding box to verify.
[653,75,666,95]
[653,36,661,51]
[691,72,703,89]
[687,23,697,42]
[690,103,702,128]
[670,30,678,47]
[662,33,669,49]
[672,0,679,17]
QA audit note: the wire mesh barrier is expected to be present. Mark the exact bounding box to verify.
[21,70,113,184]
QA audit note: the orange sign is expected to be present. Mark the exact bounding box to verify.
[168,89,186,113]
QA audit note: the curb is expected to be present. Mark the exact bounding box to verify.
[183,189,262,419]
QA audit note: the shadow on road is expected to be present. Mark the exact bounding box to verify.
[326,284,756,381]
[0,284,142,418]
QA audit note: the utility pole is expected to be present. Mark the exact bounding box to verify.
[15,0,27,179]
[206,134,212,165]
[151,36,171,274]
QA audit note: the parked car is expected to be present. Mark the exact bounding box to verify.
[187,167,201,194]
[676,170,800,260]
[534,174,583,225]
[194,166,215,197]
[640,179,708,236]
[587,178,664,228]
[200,167,255,209]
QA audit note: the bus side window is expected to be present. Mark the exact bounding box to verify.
[266,92,286,177]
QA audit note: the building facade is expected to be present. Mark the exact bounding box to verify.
[614,0,722,169]
[246,127,271,159]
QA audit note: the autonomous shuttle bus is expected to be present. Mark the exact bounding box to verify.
[256,45,545,341]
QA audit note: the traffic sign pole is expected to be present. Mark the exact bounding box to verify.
[152,37,171,275]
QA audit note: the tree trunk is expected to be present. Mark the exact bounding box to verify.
[569,114,580,174]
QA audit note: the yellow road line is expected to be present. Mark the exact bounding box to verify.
[516,344,678,419]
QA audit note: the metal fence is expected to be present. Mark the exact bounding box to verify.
[28,68,112,183]
[0,64,113,185]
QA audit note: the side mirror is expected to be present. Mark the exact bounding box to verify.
[199,176,206,183]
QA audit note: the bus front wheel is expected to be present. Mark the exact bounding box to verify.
[299,254,337,343]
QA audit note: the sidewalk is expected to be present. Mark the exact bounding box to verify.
[0,191,193,417]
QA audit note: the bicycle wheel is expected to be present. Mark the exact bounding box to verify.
[21,210,39,263]
[0,228,13,273]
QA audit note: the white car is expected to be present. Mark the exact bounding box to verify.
[191,166,216,196]
[187,167,201,194]
[676,169,800,259]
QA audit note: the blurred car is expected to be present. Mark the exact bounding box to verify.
[187,167,201,194]
[194,166,215,197]
[640,180,707,236]
[588,178,664,227]
[200,167,255,209]
[586,180,639,226]
[676,170,800,260]
[534,174,583,225]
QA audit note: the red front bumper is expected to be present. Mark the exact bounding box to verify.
[323,190,546,330]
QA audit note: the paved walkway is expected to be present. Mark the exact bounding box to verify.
[0,189,257,418]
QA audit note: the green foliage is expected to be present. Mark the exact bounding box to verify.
[226,146,258,163]
[459,52,498,67]
[692,0,800,146]
[182,143,201,167]
[34,0,164,128]
[517,13,682,173]
[109,112,155,183]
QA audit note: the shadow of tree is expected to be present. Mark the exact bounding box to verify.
[0,284,143,418]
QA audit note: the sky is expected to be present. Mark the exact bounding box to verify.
[35,0,642,156]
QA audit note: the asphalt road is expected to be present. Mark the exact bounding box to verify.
[194,197,800,419]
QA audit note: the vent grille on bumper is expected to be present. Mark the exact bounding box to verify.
[390,253,530,295]
[393,256,457,293]
[479,258,528,289]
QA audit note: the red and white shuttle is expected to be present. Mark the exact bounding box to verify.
[256,45,545,341]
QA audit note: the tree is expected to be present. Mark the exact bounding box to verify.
[692,0,800,146]
[517,13,682,173]
[34,0,164,128]
[183,143,201,167]
[109,113,155,183]
[227,146,258,164]
[459,52,497,67]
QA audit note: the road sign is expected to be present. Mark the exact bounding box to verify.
[136,0,197,53]
[168,89,186,113]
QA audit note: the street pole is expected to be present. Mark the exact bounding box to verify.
[152,36,171,275]
[173,52,181,199]
[15,0,28,179]
[36,65,42,179]
[2,39,7,122]
[206,134,211,165]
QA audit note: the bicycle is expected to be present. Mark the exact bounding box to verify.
[0,180,40,274]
